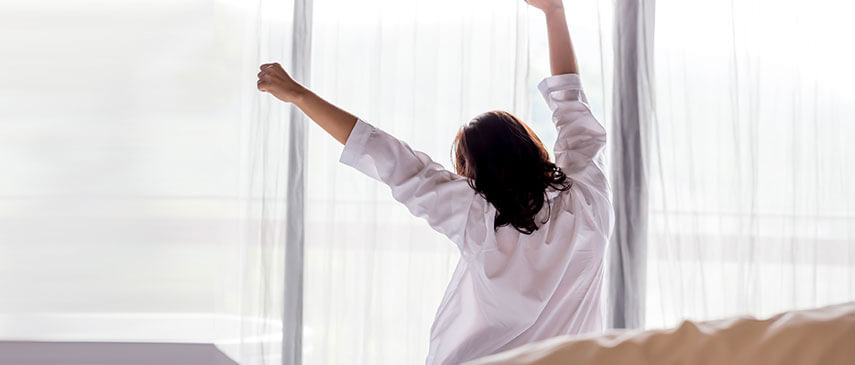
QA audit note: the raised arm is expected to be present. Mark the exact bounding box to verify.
[527,0,607,192]
[257,62,357,144]
[256,62,483,252]
[527,0,578,75]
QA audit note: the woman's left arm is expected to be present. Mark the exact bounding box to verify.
[257,62,357,144]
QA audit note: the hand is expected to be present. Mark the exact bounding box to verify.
[524,0,564,13]
[257,62,306,103]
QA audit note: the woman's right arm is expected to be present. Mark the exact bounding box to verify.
[256,62,482,251]
[527,0,578,75]
[257,62,358,145]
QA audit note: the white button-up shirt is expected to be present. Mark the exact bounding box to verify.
[340,73,614,365]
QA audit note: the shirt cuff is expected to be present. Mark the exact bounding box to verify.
[339,118,374,167]
[537,73,582,99]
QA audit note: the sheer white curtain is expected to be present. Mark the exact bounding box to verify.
[302,0,611,363]
[646,0,855,328]
[0,0,302,363]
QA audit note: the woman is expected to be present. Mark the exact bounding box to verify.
[257,0,613,363]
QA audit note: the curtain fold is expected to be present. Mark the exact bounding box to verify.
[608,0,655,329]
[283,0,312,363]
[226,0,307,363]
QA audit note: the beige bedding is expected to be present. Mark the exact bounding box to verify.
[466,302,855,365]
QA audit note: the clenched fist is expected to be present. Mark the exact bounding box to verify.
[257,63,306,103]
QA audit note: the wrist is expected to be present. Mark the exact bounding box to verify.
[289,85,310,104]
[542,5,564,17]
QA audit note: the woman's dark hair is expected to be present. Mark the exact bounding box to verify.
[452,110,571,234]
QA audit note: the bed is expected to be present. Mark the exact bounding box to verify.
[466,302,855,365]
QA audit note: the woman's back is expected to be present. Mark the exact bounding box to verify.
[427,187,609,363]
[339,73,613,364]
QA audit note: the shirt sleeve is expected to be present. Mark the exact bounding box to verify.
[340,119,479,247]
[537,74,608,187]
